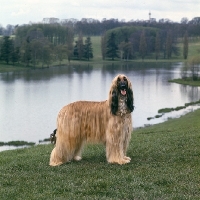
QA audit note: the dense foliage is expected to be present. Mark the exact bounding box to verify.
[0,24,96,66]
[0,24,75,67]
[101,26,180,60]
[1,17,200,37]
[46,16,200,37]
[0,17,200,66]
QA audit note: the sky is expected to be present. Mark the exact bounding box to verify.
[0,0,200,27]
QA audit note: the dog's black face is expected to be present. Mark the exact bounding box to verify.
[117,76,128,96]
[111,75,134,115]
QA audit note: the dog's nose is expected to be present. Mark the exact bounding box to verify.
[121,85,126,90]
[120,83,126,90]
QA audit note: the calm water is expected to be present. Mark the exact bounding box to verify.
[1,62,200,148]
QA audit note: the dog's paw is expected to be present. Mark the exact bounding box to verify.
[74,156,82,161]
[118,159,130,165]
[49,161,63,166]
[124,156,131,161]
[108,158,130,165]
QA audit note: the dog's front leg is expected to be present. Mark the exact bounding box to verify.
[106,118,130,165]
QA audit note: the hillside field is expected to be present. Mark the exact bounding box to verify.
[0,108,200,199]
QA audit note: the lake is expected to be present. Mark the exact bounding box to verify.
[1,62,200,150]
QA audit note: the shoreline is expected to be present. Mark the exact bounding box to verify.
[1,103,200,152]
[0,59,184,74]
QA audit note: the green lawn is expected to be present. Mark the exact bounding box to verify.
[91,36,102,61]
[169,78,200,86]
[1,109,200,199]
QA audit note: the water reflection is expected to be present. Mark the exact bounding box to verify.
[0,62,200,148]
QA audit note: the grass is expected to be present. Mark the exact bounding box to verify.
[169,78,200,86]
[185,99,200,106]
[0,62,29,73]
[1,109,200,199]
[158,100,200,114]
[147,100,200,120]
[158,108,174,113]
[0,141,35,147]
[157,106,187,114]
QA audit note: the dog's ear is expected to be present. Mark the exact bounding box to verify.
[126,86,134,112]
[110,89,118,115]
[125,77,134,112]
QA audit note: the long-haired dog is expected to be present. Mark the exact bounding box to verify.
[49,74,134,166]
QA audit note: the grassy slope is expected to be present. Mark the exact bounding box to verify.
[0,109,200,199]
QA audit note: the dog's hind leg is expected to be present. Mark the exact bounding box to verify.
[73,141,84,161]
[49,137,74,166]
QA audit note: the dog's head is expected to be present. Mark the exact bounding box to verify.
[109,74,134,115]
[117,75,129,96]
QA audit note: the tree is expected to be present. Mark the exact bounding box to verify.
[15,24,74,65]
[22,37,32,67]
[183,31,188,59]
[42,45,52,67]
[10,39,20,65]
[1,36,12,64]
[139,30,147,60]
[77,34,84,60]
[73,34,84,60]
[65,29,74,63]
[181,17,189,24]
[31,39,43,67]
[55,45,66,65]
[118,41,133,61]
[155,31,160,60]
[4,24,15,36]
[106,32,118,60]
[189,56,200,81]
[84,36,93,60]
[101,32,107,60]
[66,43,73,63]
[166,30,172,59]
[73,41,79,59]
[76,34,84,60]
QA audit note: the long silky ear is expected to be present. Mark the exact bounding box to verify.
[110,89,118,115]
[127,83,134,112]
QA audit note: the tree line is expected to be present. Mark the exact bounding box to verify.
[102,26,188,61]
[1,16,200,38]
[0,20,193,66]
[0,24,93,67]
[71,17,200,38]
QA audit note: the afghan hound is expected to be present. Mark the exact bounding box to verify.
[49,74,134,166]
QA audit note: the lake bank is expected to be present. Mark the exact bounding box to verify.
[169,78,200,87]
[0,108,200,199]
[0,58,185,73]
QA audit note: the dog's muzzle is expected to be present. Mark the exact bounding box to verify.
[119,84,127,96]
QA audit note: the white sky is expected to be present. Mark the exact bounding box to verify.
[0,0,200,27]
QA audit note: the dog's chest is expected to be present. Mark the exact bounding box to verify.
[118,96,128,116]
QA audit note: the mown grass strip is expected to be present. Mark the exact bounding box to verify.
[158,108,174,113]
[169,78,200,86]
[0,141,35,147]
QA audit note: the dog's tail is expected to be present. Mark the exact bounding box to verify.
[50,129,57,144]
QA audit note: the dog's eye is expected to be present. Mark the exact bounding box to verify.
[117,77,121,82]
[123,77,127,81]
